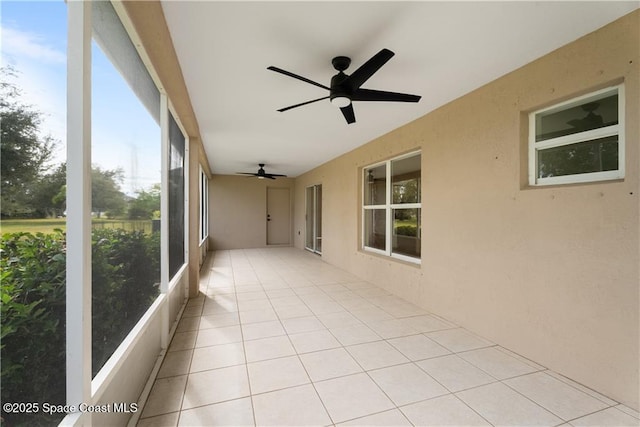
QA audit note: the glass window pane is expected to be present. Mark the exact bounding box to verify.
[538,136,618,178]
[392,208,421,258]
[315,185,322,253]
[169,113,185,279]
[392,154,421,204]
[91,2,161,377]
[305,186,314,250]
[364,164,386,205]
[535,92,618,142]
[201,170,208,242]
[364,209,386,250]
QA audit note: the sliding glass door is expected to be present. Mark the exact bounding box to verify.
[305,184,322,254]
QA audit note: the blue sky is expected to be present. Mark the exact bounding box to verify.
[1,1,161,196]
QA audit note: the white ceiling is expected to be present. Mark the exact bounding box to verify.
[161,1,638,178]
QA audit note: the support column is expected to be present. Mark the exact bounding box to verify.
[160,95,170,349]
[65,1,92,424]
[188,137,201,298]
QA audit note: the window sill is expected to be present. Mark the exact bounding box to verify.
[530,170,624,187]
[523,177,625,191]
[359,248,422,269]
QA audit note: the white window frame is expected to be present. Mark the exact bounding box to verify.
[199,165,209,244]
[305,184,322,255]
[528,84,625,186]
[362,151,421,264]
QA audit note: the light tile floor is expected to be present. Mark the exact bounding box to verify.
[137,248,639,427]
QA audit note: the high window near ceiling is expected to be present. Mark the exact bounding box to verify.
[363,152,421,263]
[529,84,624,186]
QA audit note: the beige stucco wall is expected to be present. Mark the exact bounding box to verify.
[209,175,295,249]
[294,11,639,409]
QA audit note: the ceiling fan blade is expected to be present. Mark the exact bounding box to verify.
[265,175,277,180]
[267,66,330,91]
[267,173,287,177]
[340,103,356,124]
[277,96,330,112]
[236,172,258,176]
[346,49,395,89]
[351,88,421,103]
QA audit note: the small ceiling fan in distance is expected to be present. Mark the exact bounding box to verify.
[236,164,287,180]
[268,48,421,124]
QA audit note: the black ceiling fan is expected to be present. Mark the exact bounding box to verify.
[236,164,287,180]
[268,48,421,124]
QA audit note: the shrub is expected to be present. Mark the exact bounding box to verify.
[395,225,417,236]
[1,229,160,426]
[1,231,66,426]
[91,228,160,372]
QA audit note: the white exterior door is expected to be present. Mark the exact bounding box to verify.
[267,187,290,245]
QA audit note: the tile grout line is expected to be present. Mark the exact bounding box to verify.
[237,249,259,427]
[383,340,496,427]
[545,370,623,407]
[498,375,579,424]
[174,317,197,425]
[499,372,625,425]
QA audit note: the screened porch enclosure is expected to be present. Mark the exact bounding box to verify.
[59,2,204,425]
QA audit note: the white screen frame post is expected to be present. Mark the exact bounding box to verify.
[65,1,93,424]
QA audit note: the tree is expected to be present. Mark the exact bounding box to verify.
[32,164,67,218]
[91,166,126,218]
[128,184,161,219]
[1,67,135,220]
[33,164,129,219]
[1,67,55,217]
[25,164,128,219]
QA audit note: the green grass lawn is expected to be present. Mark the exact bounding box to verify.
[1,219,153,235]
[1,218,67,235]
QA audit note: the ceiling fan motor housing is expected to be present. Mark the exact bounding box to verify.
[330,72,351,102]
[330,56,352,103]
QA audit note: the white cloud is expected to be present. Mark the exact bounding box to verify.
[1,25,67,163]
[1,25,65,64]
